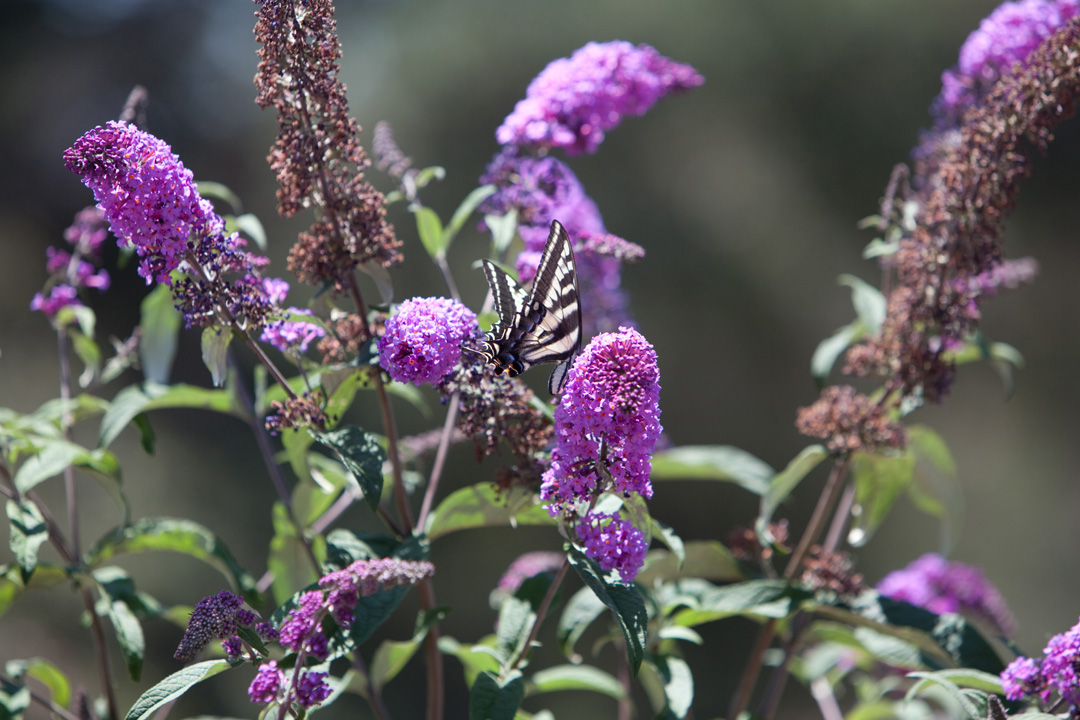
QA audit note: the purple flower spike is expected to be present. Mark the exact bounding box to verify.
[247,660,285,704]
[173,590,245,661]
[30,285,82,319]
[64,121,224,284]
[933,0,1079,127]
[541,327,662,513]
[261,308,326,354]
[496,41,703,154]
[877,553,1015,636]
[497,551,565,594]
[577,511,648,583]
[377,297,478,385]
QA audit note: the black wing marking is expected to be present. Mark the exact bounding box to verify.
[479,220,583,395]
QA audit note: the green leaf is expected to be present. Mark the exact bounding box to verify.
[311,425,385,511]
[11,658,71,708]
[123,660,233,720]
[495,597,535,665]
[6,500,47,581]
[370,637,423,692]
[139,284,181,385]
[13,438,121,493]
[908,669,1003,696]
[470,671,524,720]
[650,654,694,718]
[637,540,742,586]
[56,304,96,338]
[414,206,445,259]
[443,185,497,251]
[529,664,624,699]
[267,502,322,605]
[85,517,258,601]
[103,586,145,681]
[862,238,900,259]
[413,165,446,189]
[0,675,30,720]
[99,382,249,449]
[906,425,962,551]
[196,182,242,212]
[905,671,981,719]
[200,328,231,388]
[556,586,607,660]
[650,445,774,495]
[427,484,554,539]
[847,450,916,547]
[670,579,813,626]
[811,322,862,388]
[485,211,518,256]
[757,445,828,543]
[232,213,267,251]
[437,637,501,688]
[359,258,395,305]
[567,547,648,675]
[70,328,102,388]
[839,274,887,335]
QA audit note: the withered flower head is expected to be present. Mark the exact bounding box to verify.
[796,386,906,454]
[254,0,401,292]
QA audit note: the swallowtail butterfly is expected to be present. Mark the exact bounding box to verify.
[480,219,582,394]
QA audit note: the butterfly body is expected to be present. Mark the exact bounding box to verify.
[480,220,582,394]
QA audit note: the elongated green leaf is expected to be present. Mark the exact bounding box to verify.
[529,664,624,699]
[671,579,813,626]
[196,182,241,211]
[414,206,445,258]
[311,425,385,511]
[839,274,887,335]
[650,445,773,495]
[99,382,248,449]
[757,445,828,543]
[232,213,266,250]
[906,425,962,551]
[70,329,102,387]
[811,322,862,388]
[427,484,554,539]
[139,284,180,385]
[443,185,497,251]
[650,654,694,718]
[437,637,501,688]
[495,597,535,665]
[105,592,145,681]
[414,165,446,189]
[368,609,444,693]
[556,586,607,660]
[86,517,258,600]
[10,658,71,707]
[6,500,47,580]
[637,540,741,586]
[13,438,121,493]
[267,502,322,605]
[485,211,518,256]
[200,328,231,388]
[123,660,233,720]
[847,450,916,546]
[568,548,647,675]
[470,671,524,720]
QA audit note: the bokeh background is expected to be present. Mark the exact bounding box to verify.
[3,0,1080,718]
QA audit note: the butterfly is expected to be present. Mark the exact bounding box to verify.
[480,219,582,394]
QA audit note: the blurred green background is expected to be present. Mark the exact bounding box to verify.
[3,0,1080,718]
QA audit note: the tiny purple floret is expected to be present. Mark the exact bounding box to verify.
[377,297,478,385]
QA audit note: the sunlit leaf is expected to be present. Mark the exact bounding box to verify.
[200,327,231,388]
[123,660,234,720]
[567,547,647,675]
[757,444,828,543]
[427,484,554,539]
[139,284,181,384]
[651,445,774,495]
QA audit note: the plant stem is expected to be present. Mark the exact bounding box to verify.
[344,273,412,534]
[233,356,320,574]
[728,458,851,719]
[416,390,460,531]
[417,579,444,720]
[509,559,570,672]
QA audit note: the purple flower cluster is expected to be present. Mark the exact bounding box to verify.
[496,41,703,155]
[247,661,330,710]
[577,512,649,583]
[31,207,111,321]
[64,121,223,284]
[541,328,661,582]
[877,553,1016,636]
[261,308,326,354]
[377,297,478,385]
[542,328,662,509]
[1001,617,1080,707]
[173,590,272,662]
[65,122,280,330]
[479,149,634,336]
[933,0,1079,127]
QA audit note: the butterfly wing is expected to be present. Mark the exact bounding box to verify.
[479,220,583,395]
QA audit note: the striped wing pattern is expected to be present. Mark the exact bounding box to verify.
[480,220,582,394]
